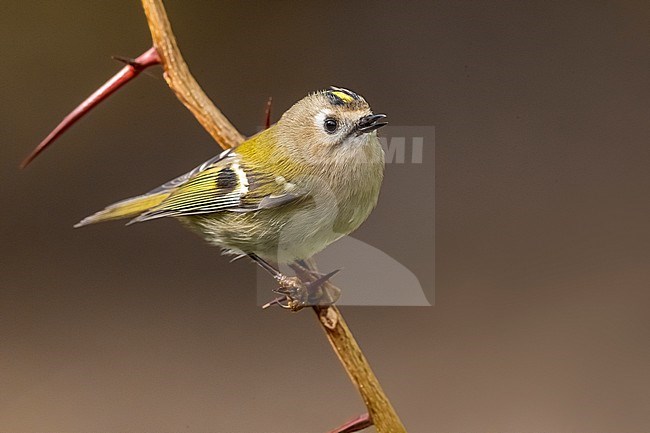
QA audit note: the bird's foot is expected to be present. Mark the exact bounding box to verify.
[249,254,340,311]
[291,259,342,306]
[262,269,341,311]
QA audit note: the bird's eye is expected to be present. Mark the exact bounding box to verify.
[324,117,338,133]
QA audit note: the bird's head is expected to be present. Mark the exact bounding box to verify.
[276,87,387,162]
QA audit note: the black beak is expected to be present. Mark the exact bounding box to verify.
[356,114,388,135]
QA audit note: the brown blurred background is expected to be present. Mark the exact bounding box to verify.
[1,1,649,432]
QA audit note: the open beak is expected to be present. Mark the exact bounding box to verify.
[356,114,388,135]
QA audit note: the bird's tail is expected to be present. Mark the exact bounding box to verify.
[74,191,171,228]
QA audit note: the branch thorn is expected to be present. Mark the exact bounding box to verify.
[20,47,161,168]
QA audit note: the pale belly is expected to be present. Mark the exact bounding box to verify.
[180,178,380,264]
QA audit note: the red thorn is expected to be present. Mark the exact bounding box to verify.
[264,96,273,130]
[20,47,161,168]
[326,413,372,433]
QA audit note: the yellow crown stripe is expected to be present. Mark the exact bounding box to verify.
[330,90,355,103]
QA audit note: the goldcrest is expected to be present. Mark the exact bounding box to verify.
[76,87,387,265]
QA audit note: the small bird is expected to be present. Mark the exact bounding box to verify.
[76,87,386,272]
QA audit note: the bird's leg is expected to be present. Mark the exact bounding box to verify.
[249,254,340,311]
[293,258,325,279]
[248,253,309,311]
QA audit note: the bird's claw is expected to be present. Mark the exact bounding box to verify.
[262,269,341,311]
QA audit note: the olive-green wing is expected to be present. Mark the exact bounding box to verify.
[129,154,306,223]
